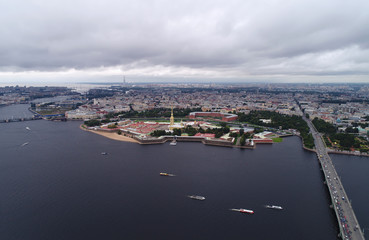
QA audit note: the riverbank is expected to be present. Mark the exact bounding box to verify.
[327,149,369,157]
[81,125,249,148]
[80,125,140,143]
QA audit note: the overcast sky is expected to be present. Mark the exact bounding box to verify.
[1,0,369,84]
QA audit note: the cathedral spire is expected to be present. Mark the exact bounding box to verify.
[170,106,174,126]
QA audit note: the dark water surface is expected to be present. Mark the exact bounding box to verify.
[331,154,369,234]
[0,104,34,120]
[0,120,340,240]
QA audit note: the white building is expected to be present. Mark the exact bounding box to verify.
[65,109,98,120]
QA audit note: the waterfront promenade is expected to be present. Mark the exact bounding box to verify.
[304,116,365,240]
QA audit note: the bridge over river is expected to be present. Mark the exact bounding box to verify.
[0,116,42,123]
[304,115,365,240]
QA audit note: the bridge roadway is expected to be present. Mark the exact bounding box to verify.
[304,116,365,240]
[0,116,42,123]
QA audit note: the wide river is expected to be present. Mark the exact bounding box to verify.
[0,106,368,239]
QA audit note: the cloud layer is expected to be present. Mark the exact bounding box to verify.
[1,0,369,82]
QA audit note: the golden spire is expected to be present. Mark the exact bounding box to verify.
[170,106,174,126]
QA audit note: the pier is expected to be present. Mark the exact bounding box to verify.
[304,116,365,240]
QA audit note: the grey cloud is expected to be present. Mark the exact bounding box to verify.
[0,0,369,79]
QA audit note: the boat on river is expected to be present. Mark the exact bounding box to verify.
[187,195,205,200]
[230,208,254,214]
[160,172,175,176]
[265,205,283,210]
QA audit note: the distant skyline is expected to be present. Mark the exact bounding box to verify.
[1,0,369,84]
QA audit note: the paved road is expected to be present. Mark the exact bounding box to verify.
[304,116,365,240]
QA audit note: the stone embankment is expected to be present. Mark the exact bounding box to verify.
[327,149,369,157]
[84,125,256,148]
[135,135,235,148]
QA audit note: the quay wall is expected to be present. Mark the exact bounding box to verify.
[279,134,294,137]
[295,134,317,153]
[85,126,268,149]
[202,139,234,147]
[327,150,369,157]
[136,135,234,148]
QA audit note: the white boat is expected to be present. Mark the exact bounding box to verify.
[26,127,31,130]
[21,142,29,147]
[265,205,283,210]
[160,172,175,176]
[187,195,205,200]
[101,152,108,155]
[169,140,177,146]
[230,208,254,214]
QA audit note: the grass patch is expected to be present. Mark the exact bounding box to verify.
[233,136,238,145]
[272,137,283,143]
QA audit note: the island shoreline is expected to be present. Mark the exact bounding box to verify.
[80,124,139,143]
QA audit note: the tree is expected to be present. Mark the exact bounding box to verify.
[101,119,111,124]
[220,122,228,128]
[198,127,205,133]
[150,130,167,137]
[244,132,251,139]
[345,127,358,133]
[254,127,264,134]
[312,118,336,135]
[215,132,223,138]
[229,132,238,138]
[183,125,197,136]
[237,110,315,149]
[222,126,230,134]
[173,128,181,136]
[240,134,246,146]
[84,119,101,127]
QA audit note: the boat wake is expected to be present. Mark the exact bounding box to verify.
[187,195,205,200]
[264,205,283,210]
[160,173,175,176]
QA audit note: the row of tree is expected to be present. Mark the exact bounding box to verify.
[106,107,202,119]
[312,118,337,135]
[312,117,364,150]
[237,111,314,149]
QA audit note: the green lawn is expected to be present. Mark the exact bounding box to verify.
[272,137,283,143]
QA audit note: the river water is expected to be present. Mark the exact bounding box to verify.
[0,105,367,239]
[331,154,369,235]
[0,104,34,120]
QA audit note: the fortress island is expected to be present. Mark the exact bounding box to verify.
[81,108,286,148]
